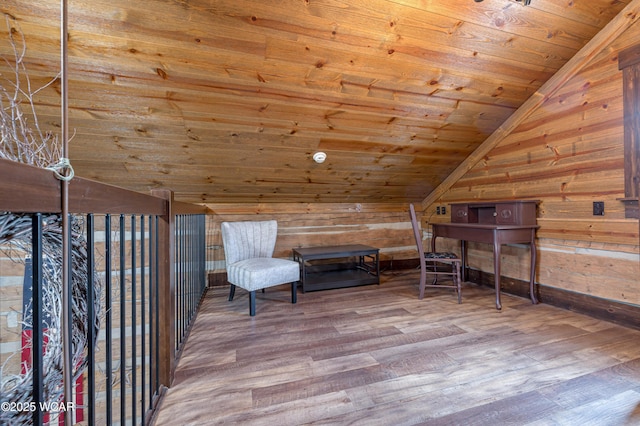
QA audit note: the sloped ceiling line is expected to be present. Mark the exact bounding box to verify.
[422,0,640,209]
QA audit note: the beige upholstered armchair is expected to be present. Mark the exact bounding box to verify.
[221,220,300,316]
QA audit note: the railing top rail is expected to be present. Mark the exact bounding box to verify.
[173,201,210,215]
[0,159,208,216]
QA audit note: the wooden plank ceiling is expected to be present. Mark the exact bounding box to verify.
[1,0,632,204]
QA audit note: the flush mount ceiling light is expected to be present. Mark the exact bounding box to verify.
[313,152,327,163]
[475,0,531,4]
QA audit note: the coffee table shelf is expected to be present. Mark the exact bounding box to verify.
[292,244,380,292]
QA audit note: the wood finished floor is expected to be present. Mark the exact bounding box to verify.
[153,269,640,426]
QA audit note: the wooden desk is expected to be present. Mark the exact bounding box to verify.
[432,200,539,310]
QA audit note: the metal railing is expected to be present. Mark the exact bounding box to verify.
[174,214,207,355]
[0,159,209,425]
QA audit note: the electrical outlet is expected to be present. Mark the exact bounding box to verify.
[593,201,604,216]
[436,206,441,215]
[441,206,446,215]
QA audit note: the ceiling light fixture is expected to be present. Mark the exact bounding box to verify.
[313,152,327,163]
[474,0,531,4]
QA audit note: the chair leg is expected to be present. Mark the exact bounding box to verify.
[228,284,236,301]
[455,261,462,304]
[249,291,256,316]
[418,260,427,300]
[291,282,297,304]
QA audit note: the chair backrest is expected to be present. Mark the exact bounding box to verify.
[221,220,278,267]
[409,204,426,261]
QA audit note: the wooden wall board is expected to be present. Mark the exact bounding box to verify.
[204,203,417,275]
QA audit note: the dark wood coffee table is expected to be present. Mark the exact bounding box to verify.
[292,244,379,292]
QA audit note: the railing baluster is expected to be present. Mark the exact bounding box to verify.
[119,214,126,424]
[179,215,182,345]
[141,215,146,425]
[189,216,194,326]
[86,214,96,426]
[181,215,186,345]
[181,215,185,344]
[149,215,157,411]
[105,214,113,425]
[64,215,73,425]
[131,215,137,425]
[175,214,180,350]
[152,216,160,391]
[31,214,44,426]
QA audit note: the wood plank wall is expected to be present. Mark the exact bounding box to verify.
[424,23,640,307]
[204,202,417,283]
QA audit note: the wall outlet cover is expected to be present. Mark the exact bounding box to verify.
[593,201,605,216]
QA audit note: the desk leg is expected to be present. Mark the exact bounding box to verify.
[493,229,502,310]
[460,240,467,283]
[529,229,538,305]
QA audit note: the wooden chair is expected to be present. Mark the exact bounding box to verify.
[409,204,462,302]
[221,220,300,316]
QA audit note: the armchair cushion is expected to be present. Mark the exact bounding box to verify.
[227,257,300,292]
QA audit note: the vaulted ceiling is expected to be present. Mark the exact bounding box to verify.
[1,0,633,204]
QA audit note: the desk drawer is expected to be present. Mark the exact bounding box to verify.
[451,204,470,223]
[496,202,537,225]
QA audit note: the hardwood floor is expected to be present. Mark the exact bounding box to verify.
[153,269,640,425]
